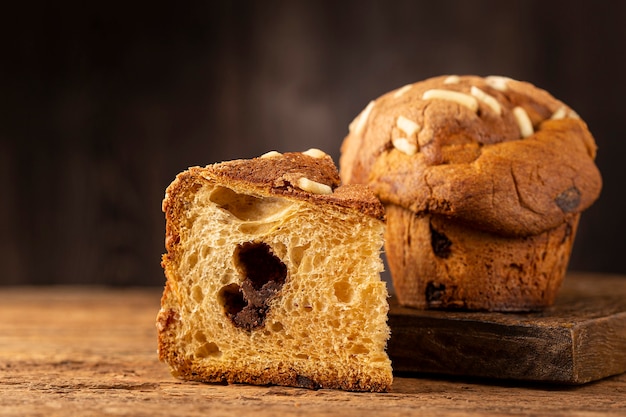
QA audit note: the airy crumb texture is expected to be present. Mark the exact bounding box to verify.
[340,75,602,311]
[157,151,392,392]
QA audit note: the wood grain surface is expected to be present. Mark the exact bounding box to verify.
[2,274,626,416]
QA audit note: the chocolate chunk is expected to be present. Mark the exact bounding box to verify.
[430,223,452,259]
[220,242,287,331]
[555,186,581,213]
[295,374,321,390]
[426,281,446,303]
[241,279,283,308]
[232,305,267,331]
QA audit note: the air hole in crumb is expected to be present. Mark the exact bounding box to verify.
[350,344,369,354]
[196,342,221,358]
[218,283,246,316]
[271,322,284,332]
[186,252,198,269]
[193,331,207,343]
[219,242,288,331]
[209,186,293,221]
[430,223,452,258]
[238,222,277,235]
[295,353,309,360]
[334,280,354,303]
[290,243,311,268]
[192,285,204,303]
[235,242,287,290]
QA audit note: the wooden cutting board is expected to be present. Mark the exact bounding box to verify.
[387,272,626,384]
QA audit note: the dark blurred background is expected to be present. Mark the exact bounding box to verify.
[1,0,625,286]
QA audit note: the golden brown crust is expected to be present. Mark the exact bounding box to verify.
[339,75,602,311]
[156,335,390,392]
[371,118,600,237]
[340,75,602,237]
[165,152,385,223]
[207,151,341,192]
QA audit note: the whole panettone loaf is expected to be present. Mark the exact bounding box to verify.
[340,75,602,311]
[157,149,392,391]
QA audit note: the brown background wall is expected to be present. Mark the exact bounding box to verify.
[1,0,625,286]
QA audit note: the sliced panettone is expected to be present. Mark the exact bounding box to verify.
[157,149,392,391]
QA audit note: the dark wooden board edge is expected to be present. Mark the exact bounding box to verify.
[573,311,626,383]
[387,273,626,384]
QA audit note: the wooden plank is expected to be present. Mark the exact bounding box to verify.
[388,272,626,384]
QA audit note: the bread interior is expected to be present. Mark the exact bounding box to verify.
[160,180,391,387]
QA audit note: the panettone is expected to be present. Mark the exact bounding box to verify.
[340,75,602,311]
[157,149,392,391]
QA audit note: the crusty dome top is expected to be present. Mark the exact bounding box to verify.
[339,75,602,237]
[164,149,385,222]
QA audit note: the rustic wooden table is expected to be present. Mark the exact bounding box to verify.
[2,273,626,416]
